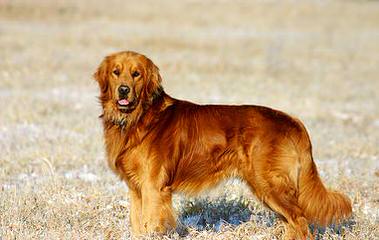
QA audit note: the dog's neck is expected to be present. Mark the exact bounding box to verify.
[102,90,174,135]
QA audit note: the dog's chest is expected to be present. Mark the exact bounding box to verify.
[104,127,126,173]
[103,126,147,187]
[118,146,147,187]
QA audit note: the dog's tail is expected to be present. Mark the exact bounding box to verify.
[296,127,352,225]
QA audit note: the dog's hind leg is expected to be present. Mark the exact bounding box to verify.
[262,177,309,240]
[243,167,310,240]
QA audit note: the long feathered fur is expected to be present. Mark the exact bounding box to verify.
[298,152,352,225]
[94,51,352,239]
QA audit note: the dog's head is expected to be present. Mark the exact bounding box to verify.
[94,51,163,126]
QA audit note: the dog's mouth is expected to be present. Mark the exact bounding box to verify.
[117,98,136,113]
[118,98,130,107]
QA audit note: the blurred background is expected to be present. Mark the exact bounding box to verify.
[1,0,378,239]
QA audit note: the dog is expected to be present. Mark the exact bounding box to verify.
[94,51,352,239]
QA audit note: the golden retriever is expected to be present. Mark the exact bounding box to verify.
[93,51,352,239]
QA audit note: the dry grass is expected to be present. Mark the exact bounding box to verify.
[1,0,379,239]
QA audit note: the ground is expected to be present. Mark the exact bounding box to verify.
[0,0,378,239]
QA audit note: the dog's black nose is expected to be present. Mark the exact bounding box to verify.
[118,85,130,96]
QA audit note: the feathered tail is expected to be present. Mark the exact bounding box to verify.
[298,152,352,225]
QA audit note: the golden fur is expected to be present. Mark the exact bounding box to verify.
[94,51,352,239]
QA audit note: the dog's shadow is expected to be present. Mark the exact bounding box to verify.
[176,196,355,239]
[176,196,276,235]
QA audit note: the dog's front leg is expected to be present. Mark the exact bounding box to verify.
[129,189,142,236]
[140,182,176,234]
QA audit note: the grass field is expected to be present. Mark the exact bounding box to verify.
[1,0,378,239]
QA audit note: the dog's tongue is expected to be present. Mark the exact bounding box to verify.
[118,99,129,106]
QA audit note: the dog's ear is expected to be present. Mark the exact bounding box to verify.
[93,57,109,94]
[143,59,163,105]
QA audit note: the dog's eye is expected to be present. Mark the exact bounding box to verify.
[113,69,120,76]
[131,71,140,78]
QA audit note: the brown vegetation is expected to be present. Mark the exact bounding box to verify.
[1,0,378,239]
